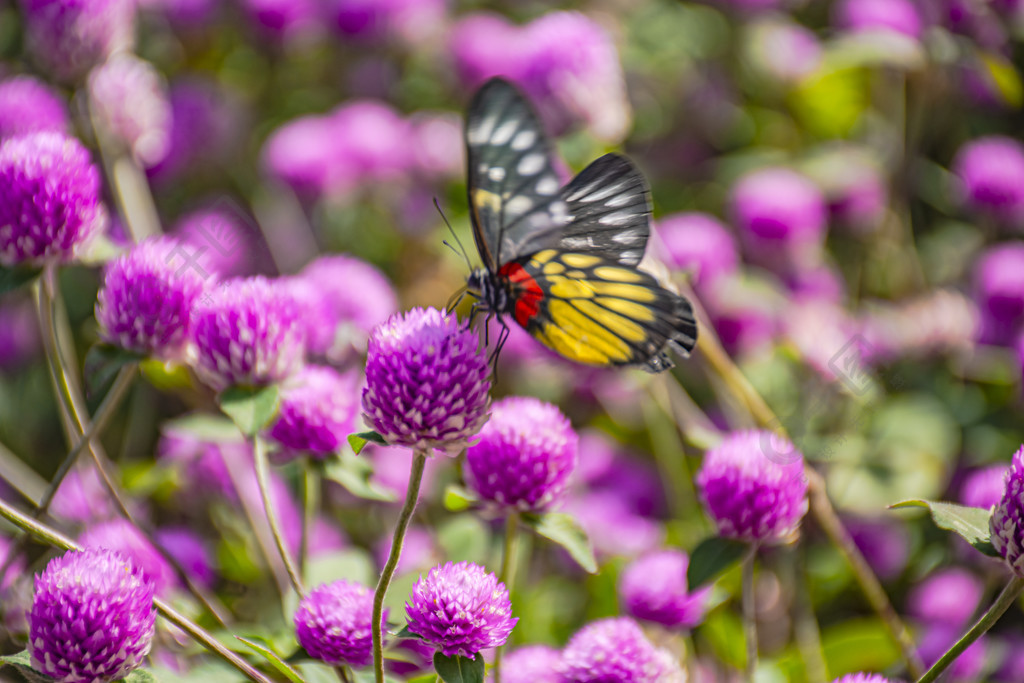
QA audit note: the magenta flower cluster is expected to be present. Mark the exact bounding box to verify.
[29,548,156,683]
[557,617,684,682]
[294,579,377,667]
[618,549,710,630]
[991,445,1024,576]
[404,561,517,658]
[269,365,360,457]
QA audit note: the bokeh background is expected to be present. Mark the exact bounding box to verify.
[3,0,1024,681]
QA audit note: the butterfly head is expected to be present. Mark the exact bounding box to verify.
[466,268,508,314]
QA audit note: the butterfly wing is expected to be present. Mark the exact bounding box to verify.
[465,78,569,272]
[502,250,698,372]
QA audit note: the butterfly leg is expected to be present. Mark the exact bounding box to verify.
[488,318,511,371]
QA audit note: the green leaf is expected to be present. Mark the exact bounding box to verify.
[323,451,396,502]
[443,484,478,512]
[522,512,597,574]
[0,651,32,667]
[0,650,49,683]
[0,265,40,294]
[83,343,142,397]
[347,430,387,455]
[433,652,485,683]
[437,514,491,565]
[687,536,749,591]
[124,669,160,682]
[393,624,425,640]
[218,385,280,437]
[405,676,439,683]
[891,500,999,557]
[236,636,305,683]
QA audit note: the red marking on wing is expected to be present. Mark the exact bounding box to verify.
[499,262,544,328]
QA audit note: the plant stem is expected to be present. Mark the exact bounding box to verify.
[373,450,428,683]
[917,576,1024,683]
[301,459,318,578]
[253,435,305,597]
[0,364,135,584]
[0,495,272,683]
[742,549,757,683]
[681,282,924,679]
[493,512,521,683]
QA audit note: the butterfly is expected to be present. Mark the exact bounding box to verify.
[460,77,698,372]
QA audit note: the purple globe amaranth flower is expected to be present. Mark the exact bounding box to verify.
[834,0,923,39]
[19,0,135,83]
[29,548,156,683]
[961,464,1010,509]
[451,13,530,89]
[566,491,664,560]
[409,112,463,180]
[954,136,1024,227]
[746,18,823,84]
[157,416,250,501]
[495,645,560,683]
[362,307,490,457]
[261,113,339,198]
[908,567,983,627]
[974,243,1024,345]
[292,254,398,360]
[845,516,909,581]
[240,0,322,41]
[170,205,254,279]
[365,444,444,503]
[52,466,117,523]
[696,430,809,544]
[328,0,447,45]
[832,676,896,683]
[464,396,577,512]
[405,561,517,658]
[990,445,1024,575]
[190,276,306,390]
[0,75,70,140]
[153,527,215,589]
[653,212,738,289]
[0,293,41,370]
[79,518,177,597]
[269,365,360,457]
[95,237,207,359]
[619,549,711,630]
[295,579,378,667]
[804,145,888,232]
[88,54,171,168]
[730,167,827,270]
[703,272,783,357]
[0,132,107,267]
[557,617,685,683]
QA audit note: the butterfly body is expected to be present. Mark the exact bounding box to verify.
[463,77,697,372]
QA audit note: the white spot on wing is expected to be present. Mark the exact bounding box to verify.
[536,175,559,195]
[517,152,545,176]
[511,129,537,151]
[600,210,639,227]
[468,115,497,145]
[492,118,518,145]
[505,195,534,217]
[611,227,641,243]
[606,192,634,208]
[487,166,506,182]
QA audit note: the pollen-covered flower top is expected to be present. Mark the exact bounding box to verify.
[190,276,306,390]
[29,548,156,683]
[294,579,378,667]
[0,132,107,267]
[464,396,577,512]
[405,561,517,658]
[95,237,206,359]
[362,307,490,456]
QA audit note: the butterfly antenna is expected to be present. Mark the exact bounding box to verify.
[433,198,472,270]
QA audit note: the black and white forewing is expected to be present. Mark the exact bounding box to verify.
[465,78,569,271]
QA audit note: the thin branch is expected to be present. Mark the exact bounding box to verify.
[252,435,305,596]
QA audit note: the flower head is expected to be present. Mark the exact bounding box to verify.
[746,18,822,84]
[362,307,490,456]
[19,0,135,82]
[907,568,983,627]
[954,136,1024,226]
[405,561,517,658]
[153,527,215,589]
[79,519,177,597]
[974,243,1024,345]
[149,78,239,185]
[0,75,69,140]
[557,617,685,683]
[619,549,710,630]
[88,54,171,168]
[654,212,738,288]
[190,276,306,390]
[328,0,447,45]
[961,464,1010,510]
[990,445,1024,575]
[29,548,156,683]
[567,491,664,560]
[52,466,117,523]
[96,237,207,358]
[731,167,827,252]
[295,580,377,667]
[464,396,577,512]
[170,205,254,279]
[846,517,909,581]
[269,365,361,457]
[0,132,107,267]
[831,676,895,683]
[834,0,923,39]
[695,430,809,543]
[498,645,561,683]
[0,293,40,370]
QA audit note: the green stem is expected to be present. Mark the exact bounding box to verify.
[681,283,924,679]
[742,549,757,683]
[0,496,271,683]
[373,450,428,683]
[253,435,305,597]
[494,512,521,683]
[0,364,135,584]
[917,577,1024,683]
[301,459,318,578]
